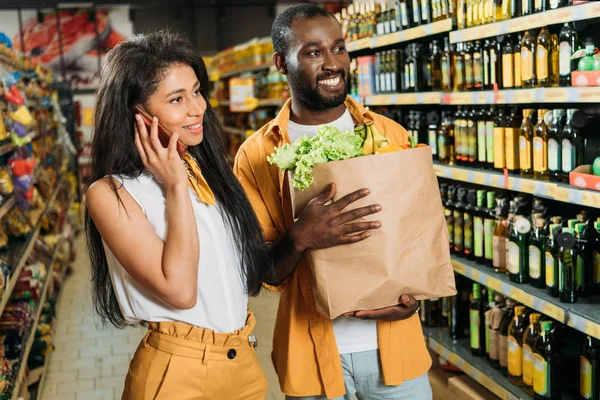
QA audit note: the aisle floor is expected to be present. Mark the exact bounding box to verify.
[41,237,284,400]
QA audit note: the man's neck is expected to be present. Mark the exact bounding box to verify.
[289,94,347,126]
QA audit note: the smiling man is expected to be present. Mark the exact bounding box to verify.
[234,4,433,400]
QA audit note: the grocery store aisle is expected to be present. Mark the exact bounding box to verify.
[40,236,283,400]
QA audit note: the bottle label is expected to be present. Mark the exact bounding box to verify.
[484,51,490,85]
[474,53,483,85]
[533,353,550,396]
[506,128,520,170]
[401,3,409,27]
[493,235,506,268]
[490,329,500,360]
[409,63,416,89]
[559,42,572,76]
[499,335,508,367]
[562,139,575,173]
[550,0,559,8]
[465,54,473,85]
[464,213,473,251]
[503,53,514,88]
[494,127,506,169]
[484,219,495,260]
[593,251,600,284]
[454,210,463,249]
[514,51,522,87]
[520,136,532,170]
[438,135,446,160]
[468,121,477,159]
[536,45,549,80]
[486,121,495,163]
[386,72,392,92]
[548,138,559,172]
[546,252,556,288]
[521,47,533,82]
[508,336,523,377]
[442,59,450,88]
[429,129,438,155]
[421,0,429,20]
[529,246,541,279]
[413,0,420,23]
[533,136,547,173]
[508,241,520,274]
[470,309,480,350]
[581,356,592,399]
[391,18,397,32]
[490,49,497,84]
[474,217,484,258]
[523,344,534,386]
[456,60,464,87]
[380,73,386,93]
[478,121,487,162]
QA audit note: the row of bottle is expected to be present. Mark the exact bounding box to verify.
[440,184,600,301]
[456,0,576,30]
[428,107,587,182]
[365,23,579,96]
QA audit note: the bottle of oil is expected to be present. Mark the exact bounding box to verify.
[474,190,486,265]
[533,321,560,399]
[438,111,455,165]
[505,107,521,175]
[534,0,547,13]
[397,0,412,30]
[484,191,497,268]
[514,34,524,88]
[455,107,466,165]
[470,283,486,356]
[523,313,542,394]
[465,42,474,91]
[536,26,551,87]
[508,305,527,385]
[593,221,600,295]
[546,223,561,297]
[455,42,466,91]
[466,0,474,27]
[499,298,516,375]
[561,109,586,184]
[501,35,514,89]
[421,0,432,24]
[522,0,534,15]
[411,0,422,26]
[558,227,578,304]
[494,107,506,170]
[509,216,531,283]
[457,0,467,29]
[520,109,534,178]
[464,189,476,259]
[486,107,495,169]
[533,109,549,180]
[493,197,509,272]
[529,218,547,288]
[558,22,577,87]
[489,37,501,90]
[431,40,443,90]
[441,37,454,91]
[467,107,478,166]
[580,336,600,400]
[548,109,565,183]
[473,40,484,90]
[522,30,537,88]
[477,108,487,168]
[454,187,466,255]
[550,34,559,87]
[575,223,595,298]
[484,288,495,357]
[483,40,491,90]
[428,111,440,160]
[444,185,455,253]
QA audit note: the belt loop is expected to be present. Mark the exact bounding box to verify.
[202,344,211,365]
[142,330,152,348]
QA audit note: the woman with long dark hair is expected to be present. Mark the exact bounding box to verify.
[85,31,274,399]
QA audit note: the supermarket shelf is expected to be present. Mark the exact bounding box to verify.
[425,327,530,400]
[0,175,65,320]
[433,163,600,207]
[450,2,600,44]
[10,242,61,400]
[347,19,454,53]
[364,87,600,106]
[451,257,600,341]
[223,125,248,137]
[219,63,271,79]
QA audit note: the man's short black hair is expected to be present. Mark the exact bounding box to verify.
[271,4,336,56]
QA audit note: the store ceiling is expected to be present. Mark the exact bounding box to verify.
[0,0,350,9]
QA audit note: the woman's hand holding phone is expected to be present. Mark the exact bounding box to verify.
[134,114,188,191]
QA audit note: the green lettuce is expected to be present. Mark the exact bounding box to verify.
[267,125,364,190]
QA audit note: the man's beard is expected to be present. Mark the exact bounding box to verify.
[288,67,348,111]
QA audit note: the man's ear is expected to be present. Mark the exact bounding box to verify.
[273,52,288,75]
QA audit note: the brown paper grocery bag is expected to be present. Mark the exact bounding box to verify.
[286,146,456,319]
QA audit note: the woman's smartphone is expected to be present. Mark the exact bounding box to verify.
[134,105,187,157]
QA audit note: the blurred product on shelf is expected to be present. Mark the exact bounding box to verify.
[209,37,273,75]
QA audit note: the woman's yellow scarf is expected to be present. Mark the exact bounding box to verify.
[182,152,215,205]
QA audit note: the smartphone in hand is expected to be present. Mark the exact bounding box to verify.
[134,105,187,157]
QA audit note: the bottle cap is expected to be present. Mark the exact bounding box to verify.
[515,218,532,234]
[557,228,576,249]
[515,305,526,315]
[541,321,553,331]
[535,218,546,228]
[551,216,563,225]
[530,313,542,323]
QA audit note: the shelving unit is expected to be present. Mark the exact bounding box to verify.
[433,163,600,207]
[223,126,248,137]
[451,257,600,340]
[347,18,454,53]
[425,327,529,400]
[365,87,600,107]
[219,63,272,79]
[450,2,600,44]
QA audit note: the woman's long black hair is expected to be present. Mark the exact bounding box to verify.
[85,31,275,328]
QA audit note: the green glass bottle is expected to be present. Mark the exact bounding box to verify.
[547,109,565,183]
[575,223,594,298]
[470,283,486,356]
[580,335,600,400]
[464,190,477,260]
[558,227,578,304]
[485,289,495,359]
[594,221,600,295]
[523,313,542,394]
[499,298,517,375]
[454,187,466,255]
[508,305,527,385]
[474,190,486,265]
[508,216,531,283]
[529,217,547,289]
[533,321,560,399]
[545,224,561,297]
[484,191,497,268]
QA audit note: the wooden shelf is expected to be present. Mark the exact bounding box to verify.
[425,327,531,400]
[433,163,600,208]
[364,87,600,106]
[451,257,600,341]
[347,19,454,52]
[450,3,600,44]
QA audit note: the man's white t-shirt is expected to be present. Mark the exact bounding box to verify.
[286,109,379,355]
